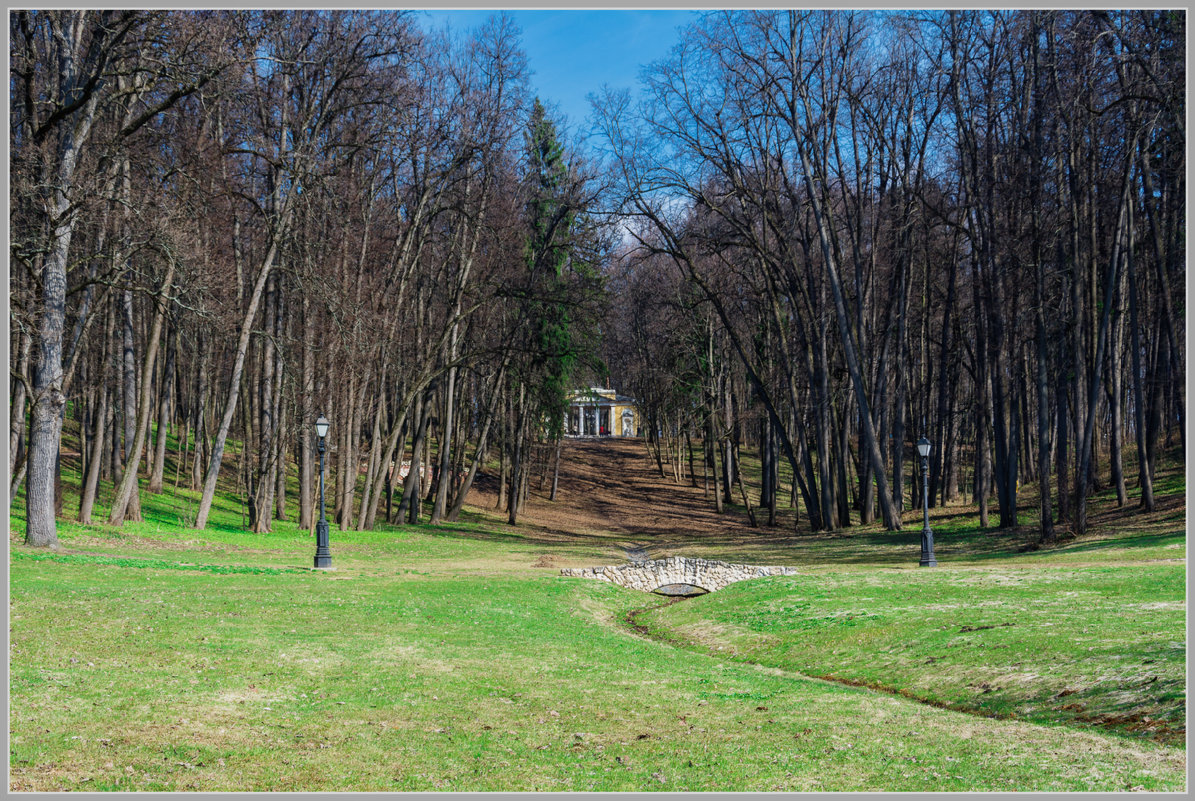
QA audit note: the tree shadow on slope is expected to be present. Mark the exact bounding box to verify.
[480,439,1185,568]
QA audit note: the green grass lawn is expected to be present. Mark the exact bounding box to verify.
[635,563,1185,743]
[8,540,1186,792]
[7,440,1188,791]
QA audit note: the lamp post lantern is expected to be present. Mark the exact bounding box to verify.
[917,436,937,567]
[314,413,332,569]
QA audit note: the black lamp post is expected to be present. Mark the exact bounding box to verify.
[314,413,332,569]
[917,436,937,567]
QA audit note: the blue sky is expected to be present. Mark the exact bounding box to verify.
[418,9,698,137]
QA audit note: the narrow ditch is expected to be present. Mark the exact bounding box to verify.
[623,545,650,562]
[618,597,1183,747]
[622,595,689,637]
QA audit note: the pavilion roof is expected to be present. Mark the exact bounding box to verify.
[567,387,637,405]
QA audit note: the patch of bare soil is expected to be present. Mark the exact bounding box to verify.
[467,439,762,552]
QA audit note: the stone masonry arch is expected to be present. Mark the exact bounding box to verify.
[560,555,797,595]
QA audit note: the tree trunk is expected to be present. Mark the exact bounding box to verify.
[252,273,278,532]
[813,338,836,529]
[497,400,509,511]
[797,141,901,531]
[1125,197,1154,511]
[363,393,411,530]
[1076,165,1133,534]
[549,437,563,501]
[430,324,460,525]
[299,294,315,530]
[338,374,363,531]
[109,257,176,524]
[1138,145,1184,456]
[357,386,385,530]
[447,363,507,522]
[147,322,176,493]
[975,383,991,529]
[766,424,778,527]
[117,287,143,521]
[1107,264,1128,507]
[930,244,959,507]
[721,375,735,506]
[992,371,1019,530]
[706,409,723,514]
[10,331,32,476]
[190,333,210,491]
[833,398,852,529]
[736,458,757,528]
[195,238,280,530]
[79,307,115,524]
[23,12,107,548]
[273,351,287,522]
[107,340,121,485]
[686,426,698,489]
[1034,249,1056,543]
[759,417,773,516]
[399,393,427,524]
[507,383,528,525]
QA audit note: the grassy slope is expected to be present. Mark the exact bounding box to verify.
[7,433,1188,791]
[636,563,1184,743]
[637,446,1187,746]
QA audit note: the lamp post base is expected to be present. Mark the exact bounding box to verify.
[919,526,937,567]
[314,520,332,569]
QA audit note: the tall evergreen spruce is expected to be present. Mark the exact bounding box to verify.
[524,99,577,439]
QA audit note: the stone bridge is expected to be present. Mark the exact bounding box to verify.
[560,555,798,596]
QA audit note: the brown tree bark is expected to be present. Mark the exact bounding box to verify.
[298,293,315,530]
[506,382,528,525]
[194,238,280,530]
[1125,194,1155,511]
[251,272,278,532]
[10,331,32,477]
[147,322,176,494]
[117,285,142,520]
[109,255,176,524]
[79,304,115,524]
[22,11,119,547]
[447,358,509,522]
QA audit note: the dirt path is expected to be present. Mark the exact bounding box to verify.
[469,438,760,555]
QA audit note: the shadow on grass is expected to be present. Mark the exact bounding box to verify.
[1042,529,1184,555]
